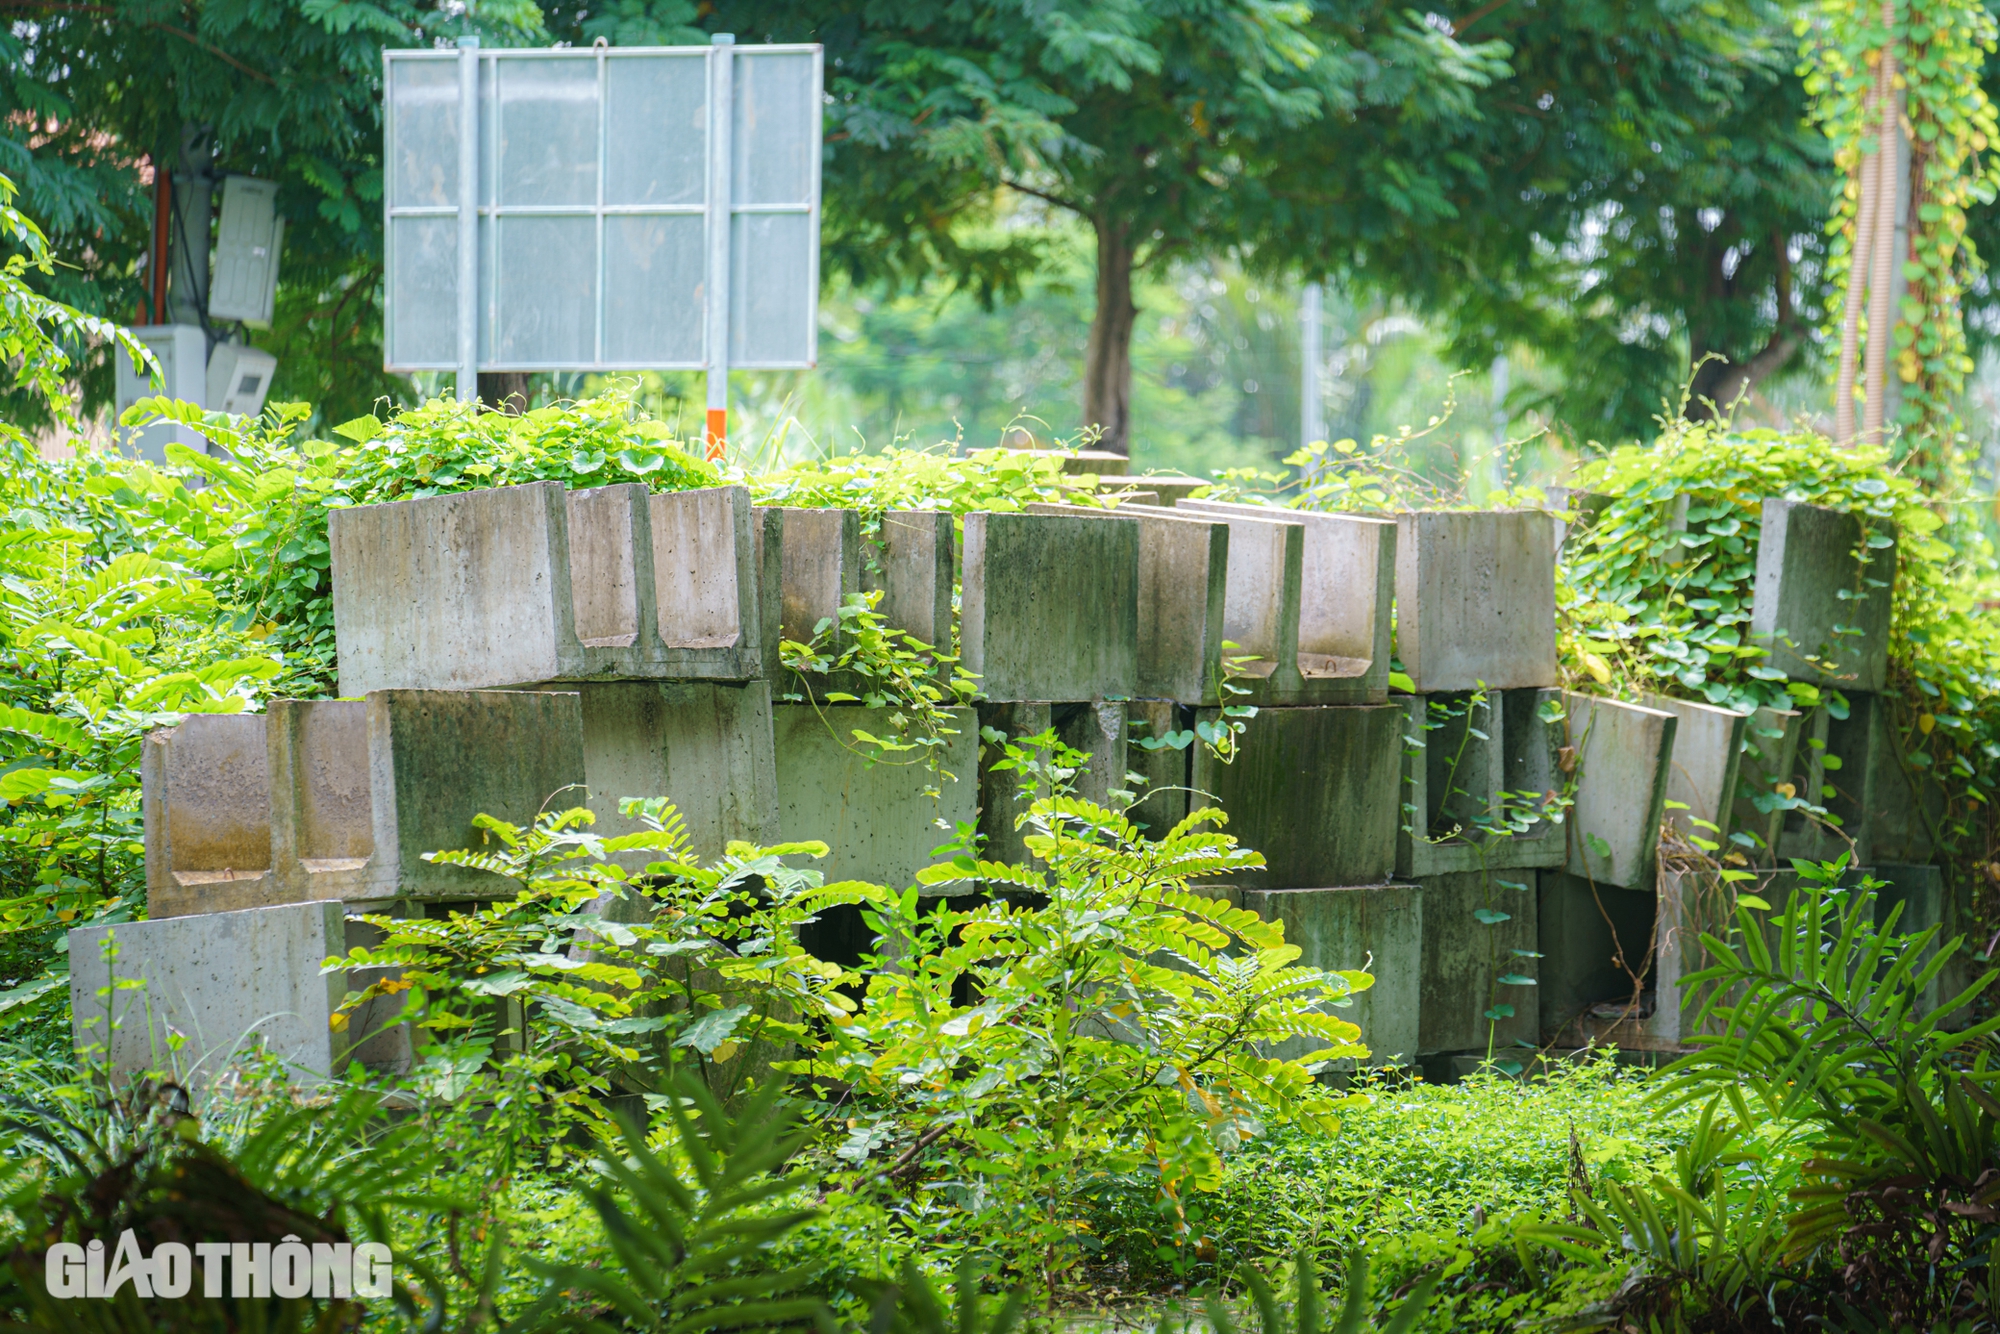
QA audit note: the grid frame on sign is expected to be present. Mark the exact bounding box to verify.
[382,43,822,374]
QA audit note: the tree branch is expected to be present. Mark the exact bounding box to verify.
[1452,0,1513,36]
[998,176,1081,216]
[0,1,278,85]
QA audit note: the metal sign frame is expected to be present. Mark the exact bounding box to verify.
[382,39,822,402]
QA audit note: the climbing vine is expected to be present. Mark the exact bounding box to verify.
[1801,0,2000,479]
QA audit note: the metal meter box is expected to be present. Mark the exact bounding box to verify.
[382,42,822,380]
[206,342,278,416]
[209,176,284,326]
[114,324,207,463]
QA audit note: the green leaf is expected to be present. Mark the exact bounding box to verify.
[675,1004,752,1054]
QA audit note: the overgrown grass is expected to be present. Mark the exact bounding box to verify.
[1079,1056,1690,1292]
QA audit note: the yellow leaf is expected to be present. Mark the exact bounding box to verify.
[1776,782,1796,800]
[1919,713,1936,734]
[55,908,73,922]
[1581,651,1612,684]
[328,1012,349,1032]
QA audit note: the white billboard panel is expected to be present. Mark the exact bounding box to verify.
[383,42,822,377]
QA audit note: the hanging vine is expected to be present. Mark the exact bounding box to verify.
[1803,0,2000,484]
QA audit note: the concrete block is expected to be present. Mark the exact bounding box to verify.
[1538,869,1655,1046]
[1241,883,1422,1067]
[1178,500,1397,704]
[1751,497,1895,691]
[1778,695,1890,865]
[1389,511,1558,692]
[365,689,587,900]
[961,511,1140,702]
[1096,476,1211,507]
[1026,502,1228,703]
[268,699,374,906]
[1397,688,1565,878]
[567,681,780,870]
[333,481,765,693]
[1644,694,1750,847]
[1416,869,1539,1054]
[1563,693,1677,891]
[1125,700,1192,839]
[69,901,408,1086]
[332,481,575,694]
[975,702,1132,864]
[647,485,764,679]
[1732,706,1802,858]
[863,510,955,648]
[142,713,275,919]
[1169,502,1304,698]
[1863,702,1946,866]
[771,507,862,649]
[772,704,978,890]
[1190,705,1401,890]
[1002,448,1127,475]
[1874,863,1967,1021]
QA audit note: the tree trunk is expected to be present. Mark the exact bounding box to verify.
[478,372,532,414]
[1083,218,1137,456]
[1687,231,1799,422]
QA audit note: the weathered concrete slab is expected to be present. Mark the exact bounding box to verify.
[1863,701,1945,865]
[365,689,587,900]
[771,507,862,649]
[333,482,576,694]
[1732,706,1802,859]
[648,485,763,679]
[142,713,274,919]
[1644,694,1750,848]
[1242,883,1421,1067]
[773,704,978,890]
[1751,497,1895,691]
[1002,448,1127,475]
[863,510,955,649]
[961,511,1140,702]
[1563,693,1678,891]
[1124,700,1192,840]
[1777,695,1885,865]
[1537,869,1655,1047]
[1190,705,1401,889]
[1389,511,1558,693]
[975,701,1132,864]
[69,900,408,1086]
[1170,503,1303,698]
[563,681,780,873]
[1397,688,1566,878]
[1178,500,1396,704]
[1026,502,1228,703]
[268,699,374,906]
[1416,869,1538,1054]
[1096,476,1210,507]
[333,481,765,693]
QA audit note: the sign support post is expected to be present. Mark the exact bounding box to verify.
[455,36,480,403]
[704,33,735,459]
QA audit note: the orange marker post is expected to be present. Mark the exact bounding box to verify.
[704,407,727,461]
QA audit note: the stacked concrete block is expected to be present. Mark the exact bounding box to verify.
[976,701,1134,865]
[1025,502,1229,703]
[141,713,275,919]
[773,704,978,890]
[1538,870,1656,1047]
[1000,448,1127,476]
[1732,706,1803,858]
[1124,700,1193,838]
[70,900,409,1087]
[332,481,764,693]
[1416,870,1540,1055]
[1176,500,1396,704]
[961,511,1140,702]
[1097,476,1210,508]
[1397,688,1566,878]
[1562,693,1678,891]
[1777,696,1883,865]
[1751,498,1895,692]
[861,510,955,649]
[147,691,589,918]
[566,681,780,873]
[1643,694,1750,847]
[1190,704,1402,890]
[267,699,374,906]
[1389,511,1559,693]
[1241,884,1422,1068]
